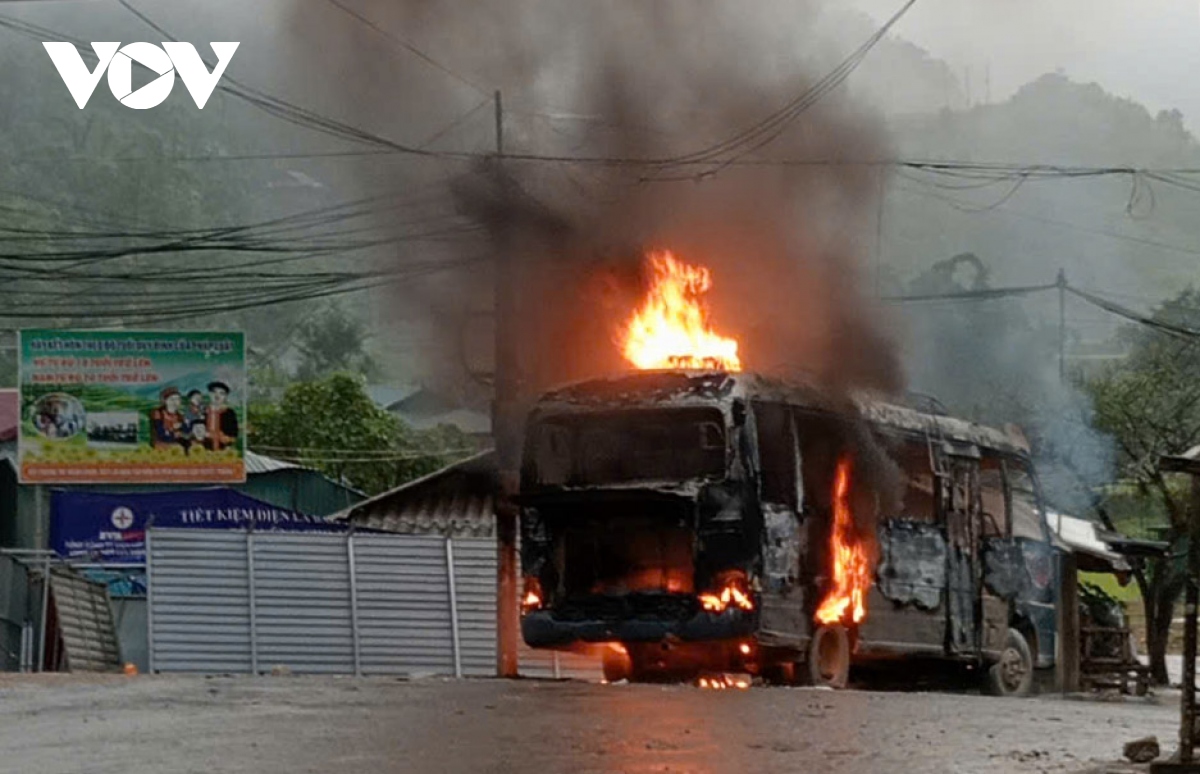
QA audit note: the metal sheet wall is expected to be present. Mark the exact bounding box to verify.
[48,569,121,672]
[148,530,252,674]
[254,534,356,675]
[353,535,453,676]
[148,528,601,680]
[446,538,497,677]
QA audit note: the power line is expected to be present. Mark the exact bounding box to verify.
[252,445,478,458]
[638,0,921,176]
[1067,286,1200,340]
[886,277,1200,341]
[22,6,1200,190]
[882,283,1057,303]
[894,181,1200,263]
[318,0,489,97]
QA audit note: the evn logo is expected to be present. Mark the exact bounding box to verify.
[43,42,240,110]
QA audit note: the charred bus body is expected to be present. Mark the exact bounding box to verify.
[519,371,1057,695]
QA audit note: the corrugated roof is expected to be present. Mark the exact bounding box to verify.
[244,450,302,474]
[1046,510,1129,572]
[335,450,496,538]
[366,384,420,411]
[397,408,492,435]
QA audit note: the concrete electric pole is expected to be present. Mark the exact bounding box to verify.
[492,89,520,678]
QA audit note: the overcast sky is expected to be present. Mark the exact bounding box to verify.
[849,0,1200,129]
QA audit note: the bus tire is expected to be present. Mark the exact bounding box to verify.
[602,647,633,683]
[807,625,851,689]
[984,628,1034,697]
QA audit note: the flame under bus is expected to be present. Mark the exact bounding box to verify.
[518,371,1057,692]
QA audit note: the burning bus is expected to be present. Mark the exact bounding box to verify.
[516,252,1057,695]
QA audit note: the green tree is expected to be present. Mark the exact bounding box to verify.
[248,372,471,495]
[1087,288,1200,684]
[294,303,381,381]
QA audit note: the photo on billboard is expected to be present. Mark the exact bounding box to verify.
[18,330,246,484]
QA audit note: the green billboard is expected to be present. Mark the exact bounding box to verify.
[18,330,246,484]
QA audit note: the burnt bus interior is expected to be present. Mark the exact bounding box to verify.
[521,406,745,616]
[519,376,1056,690]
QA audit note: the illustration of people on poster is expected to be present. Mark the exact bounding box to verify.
[18,330,246,484]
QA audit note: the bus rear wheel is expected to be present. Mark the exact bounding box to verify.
[984,628,1034,697]
[602,647,633,683]
[806,625,851,689]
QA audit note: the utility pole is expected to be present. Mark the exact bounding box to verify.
[1182,485,1200,767]
[492,89,520,678]
[1157,453,1200,771]
[1057,268,1067,383]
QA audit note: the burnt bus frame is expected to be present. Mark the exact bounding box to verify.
[518,373,1058,676]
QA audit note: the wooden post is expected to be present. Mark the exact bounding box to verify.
[1181,476,1200,763]
[1056,551,1080,693]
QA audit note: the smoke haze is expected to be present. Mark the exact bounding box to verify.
[284,0,904,401]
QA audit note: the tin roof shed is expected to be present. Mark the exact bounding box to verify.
[334,450,495,538]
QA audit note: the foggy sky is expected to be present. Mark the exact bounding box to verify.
[849,0,1200,129]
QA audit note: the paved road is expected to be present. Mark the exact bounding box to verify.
[0,675,1180,773]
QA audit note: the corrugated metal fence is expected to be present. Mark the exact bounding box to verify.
[147,528,600,680]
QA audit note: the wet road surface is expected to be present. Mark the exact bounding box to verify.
[0,674,1179,773]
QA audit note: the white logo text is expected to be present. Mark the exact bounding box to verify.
[43,42,240,110]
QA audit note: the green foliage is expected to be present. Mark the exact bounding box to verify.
[248,372,472,495]
[1080,572,1141,605]
[294,303,381,382]
[1087,288,1200,528]
[247,359,293,406]
[1084,288,1200,682]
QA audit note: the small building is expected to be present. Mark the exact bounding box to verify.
[332,449,599,679]
[1046,509,1131,574]
[1046,508,1164,694]
[336,450,495,537]
[367,384,491,445]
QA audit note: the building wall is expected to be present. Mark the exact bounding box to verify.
[0,464,362,552]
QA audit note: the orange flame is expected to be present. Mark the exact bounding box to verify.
[814,456,871,626]
[699,582,754,613]
[521,577,543,613]
[621,251,742,372]
[698,674,751,690]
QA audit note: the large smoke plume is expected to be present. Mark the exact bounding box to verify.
[285,0,904,402]
[280,1,914,544]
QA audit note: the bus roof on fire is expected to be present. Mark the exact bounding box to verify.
[531,370,1030,458]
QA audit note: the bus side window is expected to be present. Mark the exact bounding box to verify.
[752,401,798,509]
[1005,460,1046,541]
[896,440,937,523]
[979,456,1007,538]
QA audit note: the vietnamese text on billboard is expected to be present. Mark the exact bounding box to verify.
[18,330,246,484]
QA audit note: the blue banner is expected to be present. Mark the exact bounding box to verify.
[51,488,346,563]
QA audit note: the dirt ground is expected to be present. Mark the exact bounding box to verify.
[0,674,1183,774]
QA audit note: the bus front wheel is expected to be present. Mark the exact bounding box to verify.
[806,625,851,689]
[984,628,1034,697]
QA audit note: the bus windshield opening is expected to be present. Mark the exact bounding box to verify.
[526,407,727,487]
